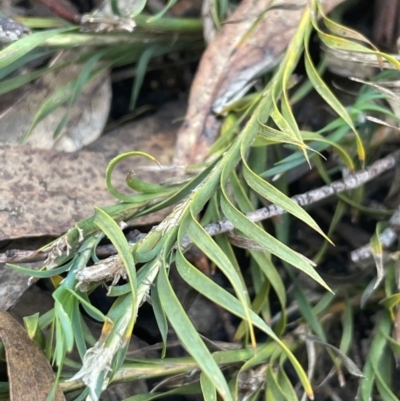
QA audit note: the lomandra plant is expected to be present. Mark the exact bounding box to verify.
[5,0,400,400]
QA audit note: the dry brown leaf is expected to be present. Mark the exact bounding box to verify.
[0,100,183,241]
[0,309,65,401]
[0,143,120,240]
[174,0,346,165]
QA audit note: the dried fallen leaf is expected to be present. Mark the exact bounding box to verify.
[0,309,65,401]
[0,143,118,240]
[174,0,346,165]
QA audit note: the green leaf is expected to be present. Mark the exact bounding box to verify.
[229,172,287,311]
[340,297,353,356]
[255,124,315,151]
[22,64,109,143]
[157,262,233,401]
[261,123,351,178]
[151,284,168,358]
[361,312,398,401]
[269,6,312,162]
[360,277,379,309]
[380,293,400,310]
[359,358,375,401]
[301,131,354,170]
[106,151,162,202]
[266,365,286,401]
[110,0,121,15]
[0,27,74,69]
[295,285,327,341]
[0,47,52,80]
[130,45,163,110]
[124,384,201,400]
[235,279,273,340]
[200,372,217,401]
[321,31,400,68]
[304,32,365,163]
[53,51,107,139]
[242,160,331,243]
[71,301,87,359]
[53,288,75,353]
[175,250,314,398]
[277,369,298,401]
[93,207,137,330]
[312,291,336,316]
[380,329,400,356]
[146,0,178,22]
[0,61,67,95]
[313,200,346,264]
[319,5,378,50]
[23,313,46,351]
[220,193,331,292]
[130,0,147,17]
[133,156,220,219]
[270,100,302,145]
[240,343,276,372]
[64,288,106,322]
[187,213,256,347]
[7,261,72,277]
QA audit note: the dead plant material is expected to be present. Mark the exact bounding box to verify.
[0,309,65,401]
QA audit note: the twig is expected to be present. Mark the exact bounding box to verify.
[2,150,400,265]
[351,204,400,263]
[0,230,145,264]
